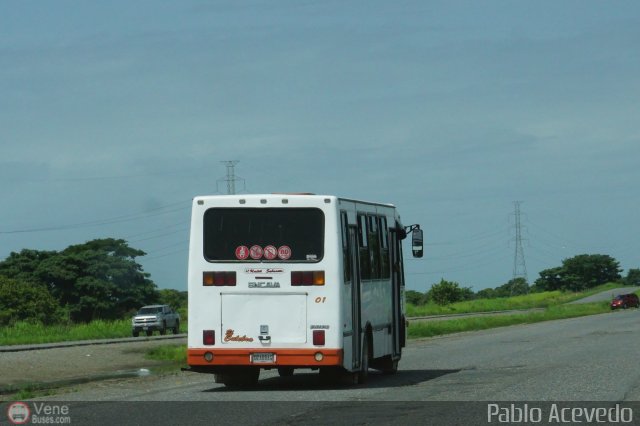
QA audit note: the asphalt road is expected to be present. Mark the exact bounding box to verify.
[10,308,640,425]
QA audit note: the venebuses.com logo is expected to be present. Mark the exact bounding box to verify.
[6,402,72,424]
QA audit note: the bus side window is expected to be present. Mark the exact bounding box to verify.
[357,214,371,280]
[378,216,390,279]
[341,211,351,284]
[368,215,381,279]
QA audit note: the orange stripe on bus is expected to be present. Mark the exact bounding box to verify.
[187,348,342,367]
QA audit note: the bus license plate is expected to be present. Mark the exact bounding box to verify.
[251,353,275,364]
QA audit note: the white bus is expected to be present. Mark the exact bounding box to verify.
[186,193,422,387]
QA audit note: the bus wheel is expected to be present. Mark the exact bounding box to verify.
[357,334,370,384]
[374,355,399,374]
[277,367,294,377]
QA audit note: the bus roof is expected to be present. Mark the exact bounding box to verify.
[193,194,397,209]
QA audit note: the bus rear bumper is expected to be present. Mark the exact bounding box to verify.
[187,348,342,368]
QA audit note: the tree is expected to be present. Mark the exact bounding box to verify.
[533,267,565,292]
[495,277,529,297]
[475,287,497,299]
[405,290,428,306]
[59,239,159,321]
[0,249,57,285]
[427,279,471,306]
[625,269,640,286]
[0,276,62,325]
[159,289,188,311]
[0,239,159,322]
[561,254,621,291]
[532,254,622,292]
[458,286,475,301]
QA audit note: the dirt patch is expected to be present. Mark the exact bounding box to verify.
[0,339,186,394]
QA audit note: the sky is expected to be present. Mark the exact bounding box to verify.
[1,1,639,293]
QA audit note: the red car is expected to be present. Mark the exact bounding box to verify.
[610,294,640,310]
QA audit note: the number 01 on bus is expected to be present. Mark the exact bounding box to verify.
[185,194,423,387]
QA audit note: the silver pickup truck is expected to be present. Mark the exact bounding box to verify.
[132,304,181,337]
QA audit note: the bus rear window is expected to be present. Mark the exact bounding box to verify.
[203,208,325,262]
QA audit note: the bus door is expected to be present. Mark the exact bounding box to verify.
[348,225,363,371]
[389,228,404,357]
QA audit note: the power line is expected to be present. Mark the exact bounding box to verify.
[424,227,509,246]
[0,200,190,235]
[128,226,189,243]
[10,166,213,184]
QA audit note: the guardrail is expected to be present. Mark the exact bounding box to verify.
[0,334,187,353]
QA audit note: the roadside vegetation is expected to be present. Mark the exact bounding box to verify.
[406,253,639,319]
[0,316,187,346]
[145,344,187,363]
[0,319,131,346]
[408,301,614,339]
[406,282,628,317]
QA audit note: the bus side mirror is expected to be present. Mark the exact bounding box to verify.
[412,228,423,258]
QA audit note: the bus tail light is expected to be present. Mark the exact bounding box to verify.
[203,271,237,286]
[203,330,215,345]
[313,330,325,346]
[291,271,325,286]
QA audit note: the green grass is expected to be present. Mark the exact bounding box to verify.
[0,319,132,346]
[13,386,35,400]
[406,282,630,317]
[408,301,611,339]
[145,344,187,363]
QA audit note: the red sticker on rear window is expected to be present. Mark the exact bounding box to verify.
[235,246,249,260]
[277,245,291,260]
[263,245,277,260]
[250,245,263,260]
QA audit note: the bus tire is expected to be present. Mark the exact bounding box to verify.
[375,355,399,374]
